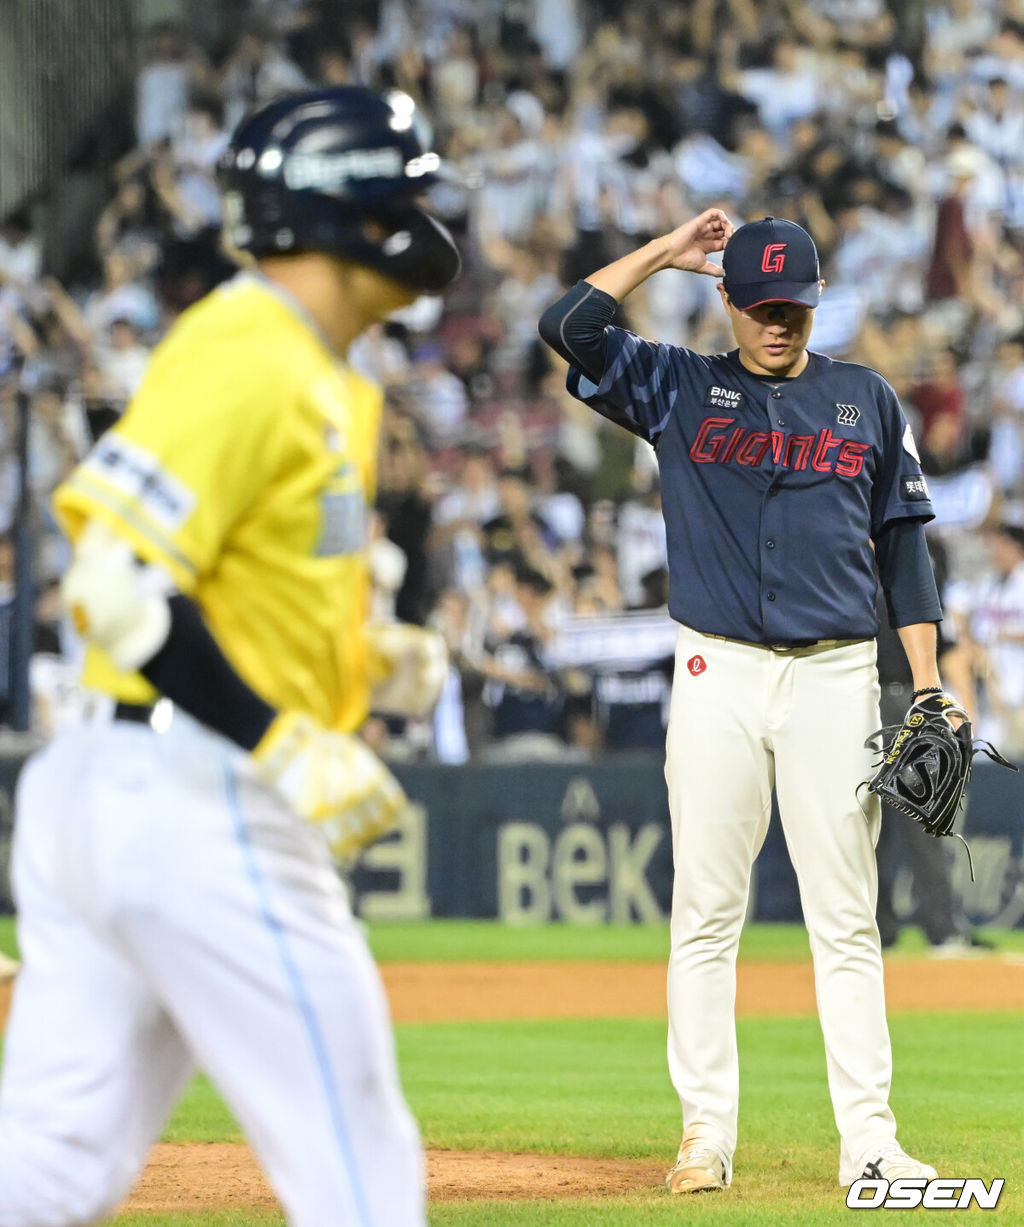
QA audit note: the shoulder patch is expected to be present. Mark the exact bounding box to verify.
[836,403,860,426]
[705,385,744,410]
[901,474,930,501]
[84,434,196,531]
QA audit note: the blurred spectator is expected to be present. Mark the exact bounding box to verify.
[616,478,668,609]
[480,563,573,761]
[964,76,1024,166]
[156,93,231,238]
[430,442,499,592]
[908,347,967,441]
[401,342,469,450]
[9,0,1024,768]
[729,37,822,146]
[946,522,1024,757]
[377,412,435,626]
[91,318,152,403]
[135,21,210,147]
[0,211,42,285]
[481,467,559,579]
[470,96,555,244]
[218,18,309,132]
[430,24,480,124]
[81,248,160,337]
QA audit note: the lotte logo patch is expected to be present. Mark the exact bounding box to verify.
[687,655,707,676]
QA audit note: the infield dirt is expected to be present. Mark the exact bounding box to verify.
[0,955,1019,1210]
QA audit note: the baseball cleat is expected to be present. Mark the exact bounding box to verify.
[858,1142,937,1182]
[0,952,20,984]
[665,1125,730,1194]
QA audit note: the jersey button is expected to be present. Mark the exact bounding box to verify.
[766,539,776,549]
[768,485,779,496]
[771,391,782,399]
[767,591,776,601]
[777,417,785,426]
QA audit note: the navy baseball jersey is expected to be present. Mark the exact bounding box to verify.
[567,334,934,643]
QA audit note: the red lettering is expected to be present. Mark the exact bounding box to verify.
[722,426,746,463]
[784,434,813,470]
[812,428,843,472]
[736,432,772,465]
[770,431,785,463]
[689,416,736,462]
[761,243,787,273]
[836,439,871,478]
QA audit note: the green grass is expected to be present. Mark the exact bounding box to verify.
[156,1013,1023,1156]
[128,1012,1023,1224]
[3,916,1023,1223]
[365,919,1024,962]
[0,915,17,958]
[5,914,1024,964]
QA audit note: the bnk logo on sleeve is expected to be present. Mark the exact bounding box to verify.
[847,1177,1004,1210]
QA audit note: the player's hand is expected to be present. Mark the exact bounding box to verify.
[661,209,733,276]
[367,622,449,718]
[252,711,409,860]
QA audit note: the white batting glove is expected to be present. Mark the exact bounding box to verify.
[366,622,449,718]
[252,711,408,859]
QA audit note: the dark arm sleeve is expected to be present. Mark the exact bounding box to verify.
[538,280,619,383]
[140,594,277,750]
[875,519,943,628]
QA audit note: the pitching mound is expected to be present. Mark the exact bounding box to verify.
[122,1143,667,1211]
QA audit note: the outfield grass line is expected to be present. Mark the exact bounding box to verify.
[6,915,1024,965]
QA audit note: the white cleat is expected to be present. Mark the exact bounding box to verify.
[858,1141,937,1182]
[665,1124,731,1194]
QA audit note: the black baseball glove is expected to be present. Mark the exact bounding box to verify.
[864,692,1017,879]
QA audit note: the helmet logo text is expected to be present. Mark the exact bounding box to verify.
[283,147,404,190]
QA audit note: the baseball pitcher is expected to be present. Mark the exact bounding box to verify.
[540,211,950,1194]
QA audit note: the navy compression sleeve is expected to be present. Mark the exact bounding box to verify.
[141,594,277,750]
[538,280,618,382]
[875,519,943,627]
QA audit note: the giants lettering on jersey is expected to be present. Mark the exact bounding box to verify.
[689,415,871,478]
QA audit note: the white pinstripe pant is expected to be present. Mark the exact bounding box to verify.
[0,712,423,1227]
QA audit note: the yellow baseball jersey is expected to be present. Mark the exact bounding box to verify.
[54,274,382,732]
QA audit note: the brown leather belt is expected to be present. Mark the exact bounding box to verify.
[699,633,869,657]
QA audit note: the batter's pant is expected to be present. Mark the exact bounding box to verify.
[0,713,424,1227]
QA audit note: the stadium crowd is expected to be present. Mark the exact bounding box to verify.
[4,0,1024,763]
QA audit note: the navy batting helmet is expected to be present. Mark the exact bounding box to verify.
[220,87,461,293]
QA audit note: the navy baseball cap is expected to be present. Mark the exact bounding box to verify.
[721,217,821,310]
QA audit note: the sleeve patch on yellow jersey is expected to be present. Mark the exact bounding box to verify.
[315,487,368,557]
[86,434,197,532]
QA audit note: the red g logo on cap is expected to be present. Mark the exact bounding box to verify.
[761,243,787,273]
[687,655,707,676]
